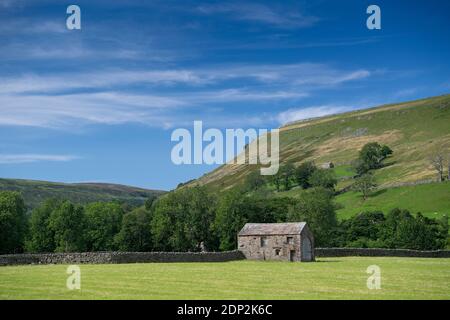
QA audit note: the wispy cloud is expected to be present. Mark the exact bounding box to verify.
[0,19,67,35]
[0,63,373,129]
[189,88,309,102]
[197,2,319,28]
[0,63,371,94]
[391,88,419,99]
[276,105,356,125]
[0,92,186,128]
[0,70,206,94]
[0,154,79,164]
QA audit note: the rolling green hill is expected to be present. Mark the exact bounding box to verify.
[0,178,165,211]
[188,94,450,220]
[193,94,450,190]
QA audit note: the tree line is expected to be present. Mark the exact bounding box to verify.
[1,142,448,254]
[1,185,447,254]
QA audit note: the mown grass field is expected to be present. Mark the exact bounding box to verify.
[1,258,449,300]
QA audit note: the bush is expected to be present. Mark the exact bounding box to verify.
[309,169,337,190]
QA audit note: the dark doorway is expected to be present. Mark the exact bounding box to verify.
[289,250,295,262]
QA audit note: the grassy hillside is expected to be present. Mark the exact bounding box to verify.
[1,258,449,299]
[194,94,450,190]
[274,181,450,220]
[0,178,165,211]
[335,181,450,220]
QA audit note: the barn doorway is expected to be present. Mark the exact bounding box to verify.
[301,237,313,261]
[289,250,295,262]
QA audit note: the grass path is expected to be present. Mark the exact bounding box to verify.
[1,257,449,299]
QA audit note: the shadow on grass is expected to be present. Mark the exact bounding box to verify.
[369,189,387,197]
[380,160,396,168]
[314,260,342,263]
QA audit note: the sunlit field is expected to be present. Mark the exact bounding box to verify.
[1,257,449,300]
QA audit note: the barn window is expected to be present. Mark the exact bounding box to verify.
[287,237,294,244]
[260,237,268,247]
[274,248,281,256]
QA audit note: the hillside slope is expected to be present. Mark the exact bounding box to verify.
[0,178,165,210]
[193,94,450,190]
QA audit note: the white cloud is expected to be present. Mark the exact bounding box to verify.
[0,154,79,164]
[0,64,370,95]
[276,105,355,125]
[0,92,186,128]
[190,88,308,102]
[0,63,373,129]
[197,3,319,28]
[0,70,205,94]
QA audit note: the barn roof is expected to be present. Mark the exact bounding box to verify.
[238,222,307,236]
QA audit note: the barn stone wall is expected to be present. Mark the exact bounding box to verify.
[315,248,450,258]
[0,251,245,266]
[238,234,302,261]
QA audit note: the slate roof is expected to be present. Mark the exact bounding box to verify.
[238,222,306,236]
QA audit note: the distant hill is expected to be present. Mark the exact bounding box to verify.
[0,178,166,211]
[190,94,450,190]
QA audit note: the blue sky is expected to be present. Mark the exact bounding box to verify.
[0,0,449,190]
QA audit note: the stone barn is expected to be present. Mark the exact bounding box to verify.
[238,222,314,262]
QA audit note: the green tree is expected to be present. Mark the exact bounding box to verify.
[85,202,123,251]
[214,190,252,251]
[355,142,393,174]
[144,195,157,211]
[0,191,27,254]
[115,207,152,251]
[379,208,445,250]
[345,211,385,243]
[26,198,59,253]
[353,173,377,200]
[287,187,337,247]
[294,161,317,189]
[308,169,337,190]
[381,145,393,158]
[253,197,295,223]
[48,201,86,252]
[280,162,295,191]
[184,187,217,251]
[269,171,282,192]
[151,186,216,251]
[244,170,266,192]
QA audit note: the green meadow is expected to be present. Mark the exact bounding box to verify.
[1,258,449,300]
[335,181,450,220]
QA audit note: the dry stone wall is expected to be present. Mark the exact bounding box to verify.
[1,248,449,266]
[0,251,245,266]
[315,248,450,258]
